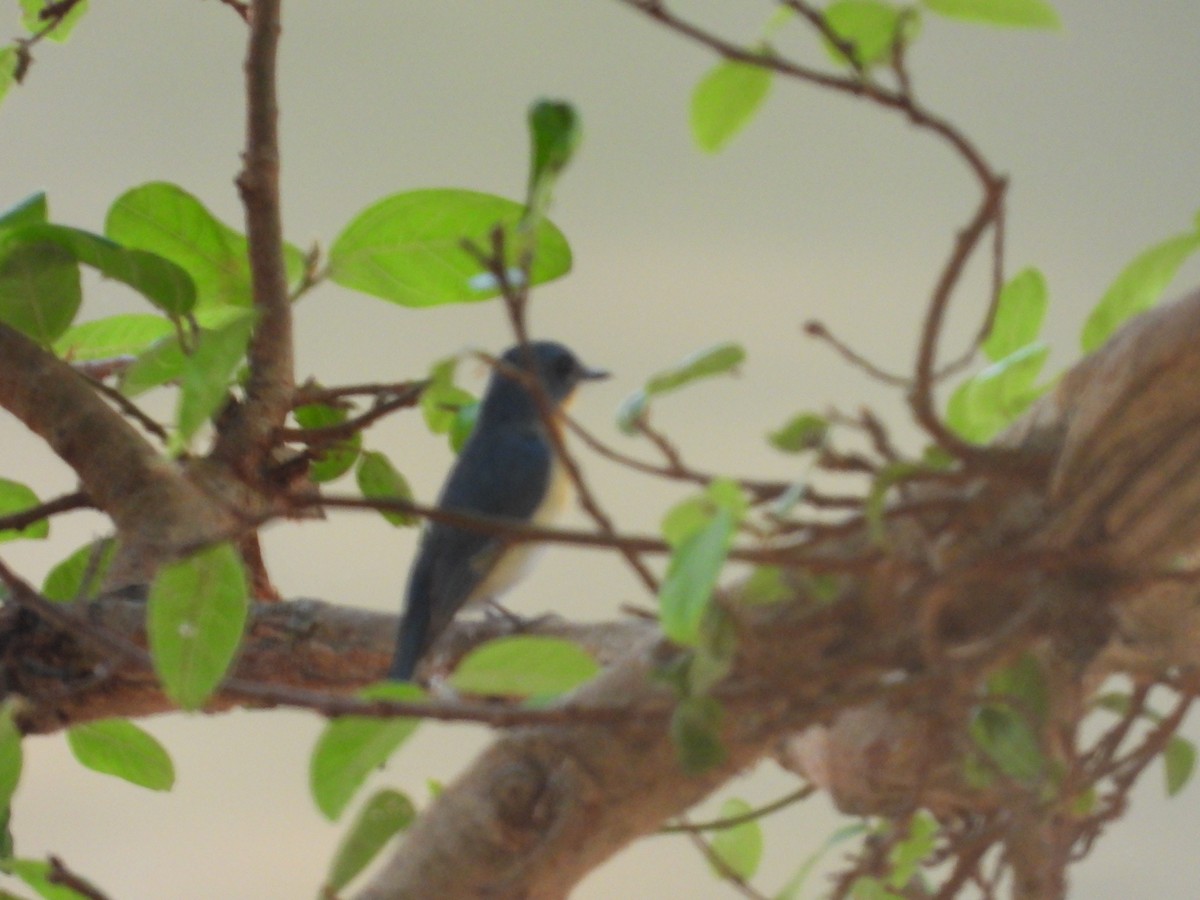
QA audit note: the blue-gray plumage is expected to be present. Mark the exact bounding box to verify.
[388,341,609,681]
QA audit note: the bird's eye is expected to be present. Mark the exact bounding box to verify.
[552,353,576,380]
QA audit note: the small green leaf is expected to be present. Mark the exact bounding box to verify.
[450,636,599,698]
[887,811,937,888]
[1164,735,1196,797]
[294,402,362,483]
[986,653,1047,723]
[2,859,93,900]
[741,566,791,605]
[983,267,1047,361]
[420,357,476,436]
[41,538,116,602]
[0,48,18,108]
[147,542,248,711]
[708,798,764,881]
[823,1,917,67]
[0,192,48,230]
[946,342,1048,443]
[20,0,89,42]
[0,479,48,542]
[921,0,1060,29]
[1081,230,1200,353]
[54,314,175,362]
[658,482,744,645]
[356,451,417,526]
[449,401,480,453]
[175,311,257,447]
[325,788,416,892]
[310,682,425,821]
[767,412,828,453]
[850,877,905,900]
[66,719,174,791]
[618,342,745,434]
[969,702,1045,784]
[0,703,23,816]
[328,189,572,307]
[119,333,187,397]
[105,182,304,311]
[690,59,772,153]
[670,695,725,773]
[0,242,81,344]
[526,100,581,226]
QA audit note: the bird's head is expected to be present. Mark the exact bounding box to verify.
[495,341,609,410]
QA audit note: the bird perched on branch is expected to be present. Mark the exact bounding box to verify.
[389,341,609,681]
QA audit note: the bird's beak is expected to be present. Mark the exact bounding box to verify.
[580,366,610,382]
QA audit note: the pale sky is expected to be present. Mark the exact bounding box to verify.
[1,2,1198,897]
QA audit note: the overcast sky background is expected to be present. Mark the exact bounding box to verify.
[1,2,1198,897]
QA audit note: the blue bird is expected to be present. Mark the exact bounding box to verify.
[389,341,609,681]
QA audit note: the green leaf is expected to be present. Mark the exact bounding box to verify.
[690,59,772,153]
[983,267,1047,361]
[708,798,764,881]
[850,877,905,900]
[0,224,196,316]
[41,538,116,602]
[105,182,304,311]
[658,482,744,645]
[887,811,937,888]
[20,0,89,42]
[1,859,92,900]
[328,189,572,307]
[1164,735,1196,797]
[310,682,424,821]
[670,695,725,773]
[946,342,1048,443]
[1081,229,1200,353]
[921,0,1059,29]
[175,311,257,447]
[54,314,175,362]
[618,342,745,434]
[420,357,476,436]
[118,333,187,397]
[325,788,416,892]
[823,1,917,67]
[986,653,1047,723]
[449,400,479,453]
[0,242,81,344]
[356,451,417,526]
[66,718,174,791]
[147,542,248,711]
[0,703,23,816]
[526,100,582,226]
[741,566,791,605]
[0,193,48,230]
[969,702,1045,784]
[0,479,48,542]
[0,48,18,108]
[293,402,362,483]
[864,460,924,545]
[767,412,828,453]
[449,636,599,698]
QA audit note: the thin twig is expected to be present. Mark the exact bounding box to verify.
[0,490,93,534]
[47,855,112,900]
[803,320,910,388]
[660,784,814,833]
[83,374,169,442]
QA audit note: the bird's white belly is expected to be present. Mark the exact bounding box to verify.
[466,456,571,606]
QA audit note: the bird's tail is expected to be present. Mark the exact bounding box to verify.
[389,602,429,681]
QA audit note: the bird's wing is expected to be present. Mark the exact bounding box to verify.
[390,428,551,679]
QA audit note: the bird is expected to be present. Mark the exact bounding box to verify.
[388,340,609,681]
